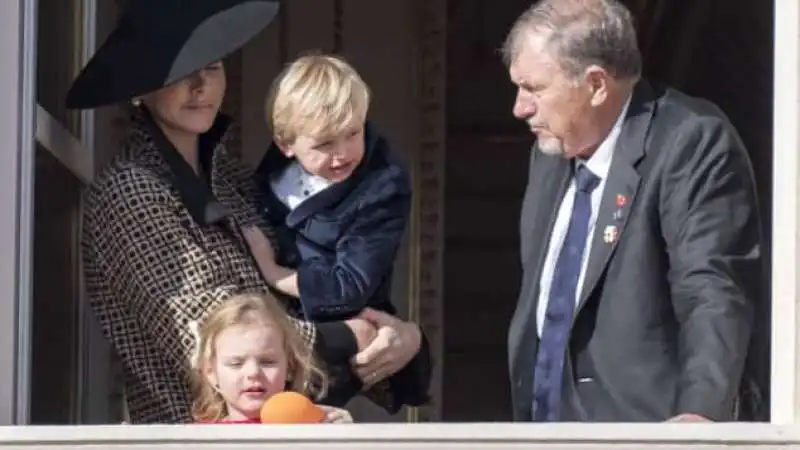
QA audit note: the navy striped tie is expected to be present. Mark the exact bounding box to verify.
[532,164,600,421]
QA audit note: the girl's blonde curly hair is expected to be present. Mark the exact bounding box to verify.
[190,292,328,422]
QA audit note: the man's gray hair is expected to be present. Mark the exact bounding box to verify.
[501,0,642,80]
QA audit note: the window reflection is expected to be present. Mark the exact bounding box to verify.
[32,0,87,424]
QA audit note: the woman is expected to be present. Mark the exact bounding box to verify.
[68,0,422,424]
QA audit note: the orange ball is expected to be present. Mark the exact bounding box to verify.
[259,391,325,424]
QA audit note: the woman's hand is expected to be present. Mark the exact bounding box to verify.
[350,308,422,387]
[318,405,353,423]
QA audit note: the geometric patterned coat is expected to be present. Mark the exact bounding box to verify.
[81,111,390,423]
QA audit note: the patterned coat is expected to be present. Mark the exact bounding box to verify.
[82,112,386,423]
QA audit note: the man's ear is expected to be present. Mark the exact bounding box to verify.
[583,64,610,107]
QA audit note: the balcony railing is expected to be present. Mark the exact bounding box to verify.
[0,423,798,449]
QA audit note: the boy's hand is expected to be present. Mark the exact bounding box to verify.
[242,226,276,262]
[243,226,302,297]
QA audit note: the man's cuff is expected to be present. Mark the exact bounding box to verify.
[388,331,432,407]
[314,321,358,363]
[675,390,733,422]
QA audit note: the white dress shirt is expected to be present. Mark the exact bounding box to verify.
[269,160,333,210]
[535,96,632,336]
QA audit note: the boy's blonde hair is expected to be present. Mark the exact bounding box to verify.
[190,292,328,422]
[267,53,371,145]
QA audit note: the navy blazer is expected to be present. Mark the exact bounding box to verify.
[254,122,431,411]
[254,121,410,321]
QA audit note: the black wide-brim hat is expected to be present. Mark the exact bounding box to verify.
[65,0,279,110]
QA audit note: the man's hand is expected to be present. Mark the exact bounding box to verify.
[351,308,422,387]
[318,404,354,423]
[665,413,712,423]
[344,317,378,351]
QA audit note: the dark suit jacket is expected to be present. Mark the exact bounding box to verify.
[255,122,410,321]
[253,121,431,411]
[508,80,766,422]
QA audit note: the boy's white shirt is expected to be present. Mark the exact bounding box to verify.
[270,161,333,210]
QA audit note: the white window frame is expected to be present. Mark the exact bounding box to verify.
[0,0,798,428]
[0,0,98,425]
[0,0,37,426]
[770,0,800,425]
[35,0,95,185]
[34,0,99,424]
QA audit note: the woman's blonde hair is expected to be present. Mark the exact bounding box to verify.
[266,53,371,145]
[190,292,328,422]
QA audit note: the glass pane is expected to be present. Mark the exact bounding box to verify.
[37,0,84,138]
[32,0,86,424]
[30,144,82,424]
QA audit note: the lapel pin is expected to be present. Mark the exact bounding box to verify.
[612,209,624,221]
[615,194,627,208]
[603,225,619,244]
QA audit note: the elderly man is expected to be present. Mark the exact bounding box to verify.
[505,0,765,422]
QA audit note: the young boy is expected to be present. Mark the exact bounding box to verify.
[246,53,429,411]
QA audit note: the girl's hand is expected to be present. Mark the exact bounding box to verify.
[318,405,353,423]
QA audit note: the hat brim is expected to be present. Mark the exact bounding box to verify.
[65,1,279,110]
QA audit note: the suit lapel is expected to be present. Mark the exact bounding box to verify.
[284,124,383,229]
[257,143,367,230]
[510,147,571,402]
[522,150,572,332]
[285,177,357,228]
[575,81,656,314]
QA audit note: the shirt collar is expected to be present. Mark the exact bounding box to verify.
[293,161,334,191]
[580,93,632,179]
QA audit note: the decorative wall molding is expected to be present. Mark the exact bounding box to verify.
[409,0,446,423]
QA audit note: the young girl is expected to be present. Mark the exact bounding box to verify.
[191,292,353,423]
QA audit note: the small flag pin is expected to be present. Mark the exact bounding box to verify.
[603,225,619,244]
